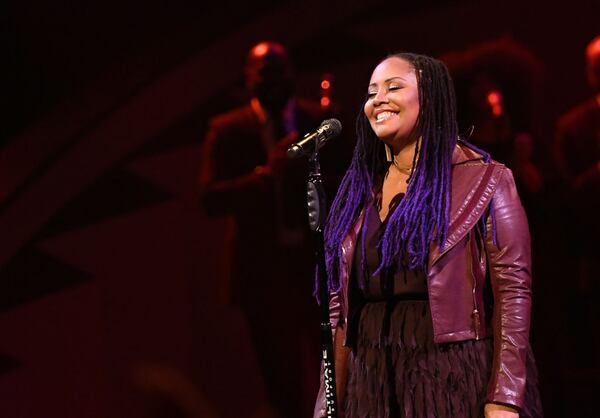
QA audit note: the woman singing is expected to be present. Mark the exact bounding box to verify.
[313,53,543,418]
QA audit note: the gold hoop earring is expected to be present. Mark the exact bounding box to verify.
[385,144,392,162]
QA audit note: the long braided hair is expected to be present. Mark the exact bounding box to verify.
[323,53,458,295]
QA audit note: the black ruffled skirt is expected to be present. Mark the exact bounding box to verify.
[344,300,543,418]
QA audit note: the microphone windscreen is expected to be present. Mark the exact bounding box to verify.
[322,118,342,137]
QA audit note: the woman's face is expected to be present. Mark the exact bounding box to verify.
[364,57,420,146]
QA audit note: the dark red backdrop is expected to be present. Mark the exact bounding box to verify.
[1,1,598,417]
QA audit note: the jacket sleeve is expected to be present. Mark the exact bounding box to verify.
[198,120,272,216]
[313,291,347,418]
[484,167,532,409]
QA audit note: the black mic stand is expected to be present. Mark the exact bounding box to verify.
[306,139,339,418]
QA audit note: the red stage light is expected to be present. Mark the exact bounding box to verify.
[251,42,269,58]
[487,91,501,106]
[487,90,503,117]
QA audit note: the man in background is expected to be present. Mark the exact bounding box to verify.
[553,35,600,368]
[199,41,325,418]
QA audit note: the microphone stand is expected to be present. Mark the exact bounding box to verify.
[306,139,339,418]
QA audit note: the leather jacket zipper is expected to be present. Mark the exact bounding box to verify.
[467,230,481,340]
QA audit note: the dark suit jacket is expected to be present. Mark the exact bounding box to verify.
[199,99,325,306]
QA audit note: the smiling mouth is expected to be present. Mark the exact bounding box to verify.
[375,111,397,123]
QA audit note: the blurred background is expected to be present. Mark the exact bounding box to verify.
[1,0,598,417]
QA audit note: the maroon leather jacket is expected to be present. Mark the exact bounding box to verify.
[314,144,532,416]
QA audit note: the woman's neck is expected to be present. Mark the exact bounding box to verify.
[390,138,418,171]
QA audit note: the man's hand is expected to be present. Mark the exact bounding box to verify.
[267,130,299,176]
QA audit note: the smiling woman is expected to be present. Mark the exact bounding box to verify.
[365,58,420,150]
[313,53,543,418]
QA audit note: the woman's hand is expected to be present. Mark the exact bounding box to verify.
[484,403,519,417]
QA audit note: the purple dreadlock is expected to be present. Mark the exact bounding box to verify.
[323,53,458,294]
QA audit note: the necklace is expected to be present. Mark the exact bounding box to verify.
[392,159,413,174]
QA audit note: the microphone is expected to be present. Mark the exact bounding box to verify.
[286,118,342,158]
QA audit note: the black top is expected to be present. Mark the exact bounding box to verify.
[352,194,428,301]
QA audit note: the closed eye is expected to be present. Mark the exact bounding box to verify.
[366,84,401,99]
